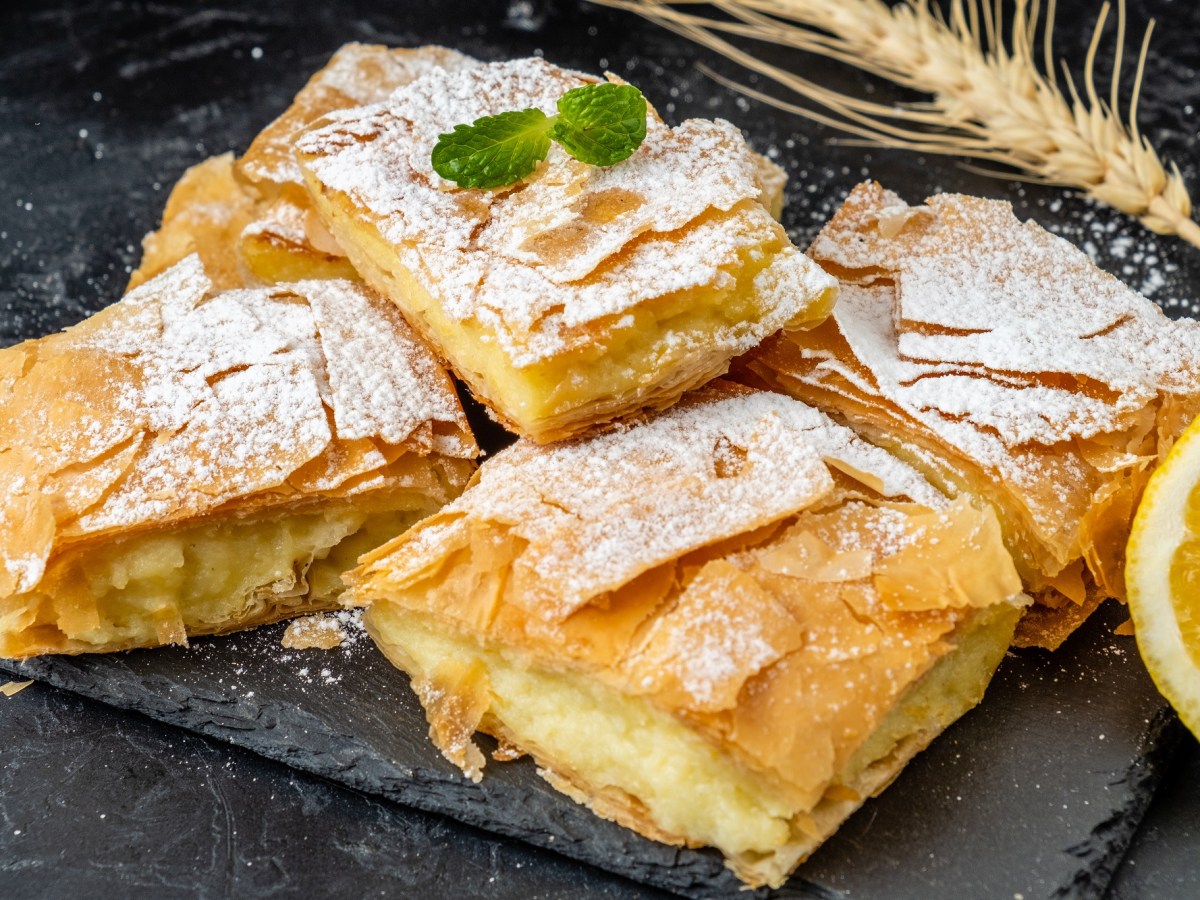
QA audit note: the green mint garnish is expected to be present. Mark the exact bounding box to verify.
[549,83,647,167]
[429,108,553,190]
[431,82,648,189]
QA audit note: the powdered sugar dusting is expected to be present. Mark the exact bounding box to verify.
[302,278,472,455]
[424,386,938,620]
[239,44,479,189]
[0,255,473,582]
[810,185,1200,447]
[629,560,795,711]
[810,282,1097,519]
[296,58,836,367]
[240,195,310,244]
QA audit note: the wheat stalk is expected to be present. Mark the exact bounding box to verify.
[592,0,1200,249]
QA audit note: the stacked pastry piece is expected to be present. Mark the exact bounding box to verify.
[127,44,480,292]
[294,56,835,441]
[288,54,1029,887]
[741,183,1200,648]
[0,255,476,657]
[349,382,1026,888]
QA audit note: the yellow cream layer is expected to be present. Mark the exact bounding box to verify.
[239,229,359,284]
[309,184,833,441]
[6,496,430,656]
[366,600,1017,882]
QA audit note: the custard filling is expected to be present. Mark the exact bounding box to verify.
[239,228,359,285]
[6,494,433,655]
[309,184,835,438]
[367,600,1017,870]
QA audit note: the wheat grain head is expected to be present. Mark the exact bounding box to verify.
[594,0,1200,249]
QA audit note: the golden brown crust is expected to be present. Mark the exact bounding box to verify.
[353,385,1025,886]
[126,153,257,292]
[236,44,478,196]
[741,182,1200,646]
[0,256,476,657]
[295,58,837,441]
[126,45,480,291]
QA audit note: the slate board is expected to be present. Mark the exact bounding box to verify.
[1107,733,1200,900]
[0,679,674,900]
[2,0,1199,897]
[0,601,1184,899]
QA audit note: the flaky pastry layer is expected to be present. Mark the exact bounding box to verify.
[129,45,790,306]
[296,58,836,441]
[127,153,258,292]
[739,182,1200,648]
[1,486,456,657]
[348,384,1025,887]
[127,45,480,292]
[0,256,476,657]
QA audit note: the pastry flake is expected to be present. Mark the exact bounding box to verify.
[743,182,1200,647]
[0,255,476,658]
[126,45,481,292]
[348,383,1025,887]
[295,57,837,442]
[126,153,257,292]
[236,43,482,286]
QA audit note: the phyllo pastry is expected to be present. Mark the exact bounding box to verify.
[126,152,257,293]
[235,43,479,285]
[295,58,838,442]
[347,382,1026,888]
[127,44,479,292]
[740,182,1200,648]
[0,255,476,658]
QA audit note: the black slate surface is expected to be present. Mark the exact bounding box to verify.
[0,679,672,900]
[1106,734,1200,900]
[2,0,1199,897]
[0,602,1184,899]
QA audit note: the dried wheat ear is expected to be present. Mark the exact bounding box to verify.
[596,0,1200,250]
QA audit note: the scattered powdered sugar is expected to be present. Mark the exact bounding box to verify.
[238,44,480,189]
[184,609,370,691]
[297,57,836,367]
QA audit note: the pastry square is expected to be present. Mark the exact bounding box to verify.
[741,182,1200,647]
[127,44,480,292]
[295,57,837,442]
[128,45,790,298]
[347,382,1025,887]
[235,43,480,285]
[0,255,477,658]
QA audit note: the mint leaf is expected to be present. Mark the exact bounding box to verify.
[431,108,552,189]
[549,83,647,167]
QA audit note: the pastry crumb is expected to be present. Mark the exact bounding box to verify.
[281,614,348,650]
[492,738,526,762]
[1,679,34,697]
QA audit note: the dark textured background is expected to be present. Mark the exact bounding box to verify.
[1,1,1199,897]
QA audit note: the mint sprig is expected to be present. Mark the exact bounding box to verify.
[431,82,648,189]
[550,83,647,167]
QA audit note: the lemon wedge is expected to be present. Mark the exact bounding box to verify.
[1126,415,1200,737]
